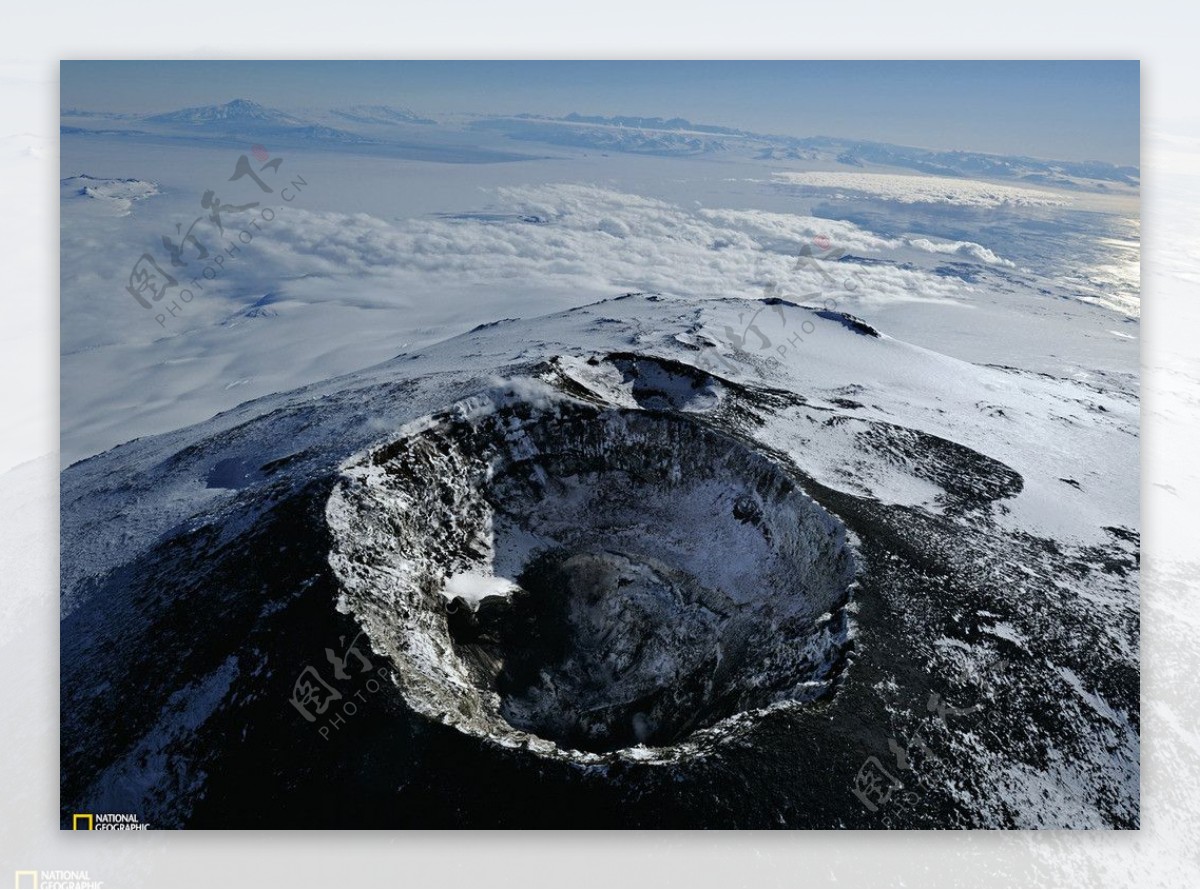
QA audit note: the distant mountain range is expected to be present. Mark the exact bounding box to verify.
[541,112,752,137]
[61,100,1139,186]
[470,113,1139,183]
[330,104,436,126]
[788,136,1140,186]
[141,98,437,130]
[64,99,437,145]
[145,98,309,127]
[471,114,736,156]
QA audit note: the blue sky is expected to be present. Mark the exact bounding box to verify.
[60,61,1140,164]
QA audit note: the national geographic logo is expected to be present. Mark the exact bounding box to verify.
[71,812,149,831]
[14,870,104,889]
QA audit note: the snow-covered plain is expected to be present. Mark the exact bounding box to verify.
[59,100,1140,829]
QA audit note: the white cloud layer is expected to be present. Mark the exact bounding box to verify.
[700,206,1016,267]
[242,184,984,306]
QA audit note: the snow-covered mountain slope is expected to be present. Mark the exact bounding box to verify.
[60,294,1137,828]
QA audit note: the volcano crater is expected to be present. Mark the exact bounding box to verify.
[327,389,858,761]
